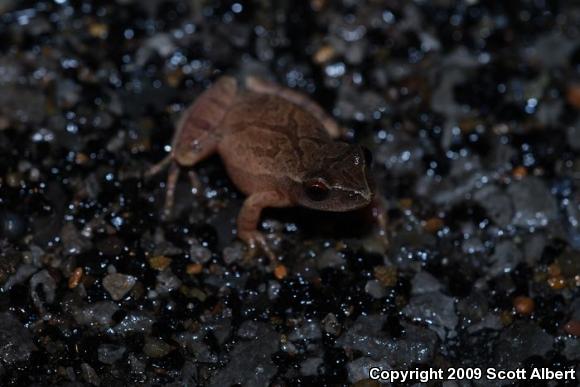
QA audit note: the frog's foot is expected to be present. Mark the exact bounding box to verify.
[371,197,390,249]
[187,170,203,196]
[158,161,180,220]
[145,154,173,178]
[236,191,290,263]
[239,230,276,263]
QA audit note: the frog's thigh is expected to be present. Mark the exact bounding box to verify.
[237,191,290,237]
[173,76,237,166]
[245,76,342,139]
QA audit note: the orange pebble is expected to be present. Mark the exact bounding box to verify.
[68,267,84,289]
[424,217,444,234]
[548,275,566,290]
[186,263,203,275]
[274,264,288,280]
[563,320,580,336]
[512,166,528,179]
[567,84,580,109]
[513,296,535,315]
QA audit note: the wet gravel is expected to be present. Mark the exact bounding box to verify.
[0,0,579,386]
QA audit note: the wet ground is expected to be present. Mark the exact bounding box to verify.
[0,0,579,386]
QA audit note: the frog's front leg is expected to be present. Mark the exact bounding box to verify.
[245,76,343,139]
[237,190,291,260]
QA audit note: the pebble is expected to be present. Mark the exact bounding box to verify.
[148,256,172,271]
[98,344,126,365]
[513,296,535,316]
[102,273,137,301]
[0,312,35,364]
[143,336,173,358]
[364,280,386,299]
[563,320,580,336]
[508,177,559,228]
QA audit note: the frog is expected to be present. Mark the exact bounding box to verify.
[147,75,379,258]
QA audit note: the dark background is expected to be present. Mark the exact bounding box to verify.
[0,0,579,386]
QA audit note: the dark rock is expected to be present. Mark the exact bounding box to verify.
[102,273,137,301]
[402,292,458,340]
[507,177,559,228]
[0,312,35,364]
[97,344,126,365]
[495,321,553,369]
[208,327,279,387]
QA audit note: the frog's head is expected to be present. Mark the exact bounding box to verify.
[296,143,374,212]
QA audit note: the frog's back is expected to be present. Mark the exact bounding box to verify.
[217,92,332,193]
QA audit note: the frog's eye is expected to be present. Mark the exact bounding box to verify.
[304,179,330,201]
[362,146,373,166]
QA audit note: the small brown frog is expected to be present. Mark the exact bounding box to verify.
[147,75,377,257]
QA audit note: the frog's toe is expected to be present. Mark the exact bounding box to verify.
[239,231,276,262]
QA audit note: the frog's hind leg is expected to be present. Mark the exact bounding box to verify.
[245,76,343,139]
[146,76,238,217]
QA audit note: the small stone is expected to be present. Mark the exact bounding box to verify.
[423,217,444,233]
[72,301,119,327]
[313,44,336,64]
[97,344,126,365]
[364,280,386,299]
[0,312,35,364]
[81,363,101,386]
[373,266,397,287]
[222,243,244,264]
[61,223,92,256]
[495,321,553,369]
[513,296,535,316]
[191,244,212,263]
[186,263,203,275]
[75,153,89,165]
[208,327,278,387]
[89,22,108,39]
[180,286,207,301]
[102,273,136,301]
[0,211,26,240]
[567,84,580,109]
[563,320,580,336]
[267,280,281,300]
[317,248,346,269]
[548,275,566,290]
[155,270,182,294]
[402,292,458,339]
[30,269,56,311]
[507,177,558,228]
[237,320,260,339]
[149,256,172,271]
[347,357,390,384]
[68,267,84,289]
[112,311,155,335]
[411,271,443,295]
[288,320,322,342]
[322,313,341,336]
[512,166,528,179]
[274,264,288,280]
[143,336,173,358]
[300,357,323,376]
